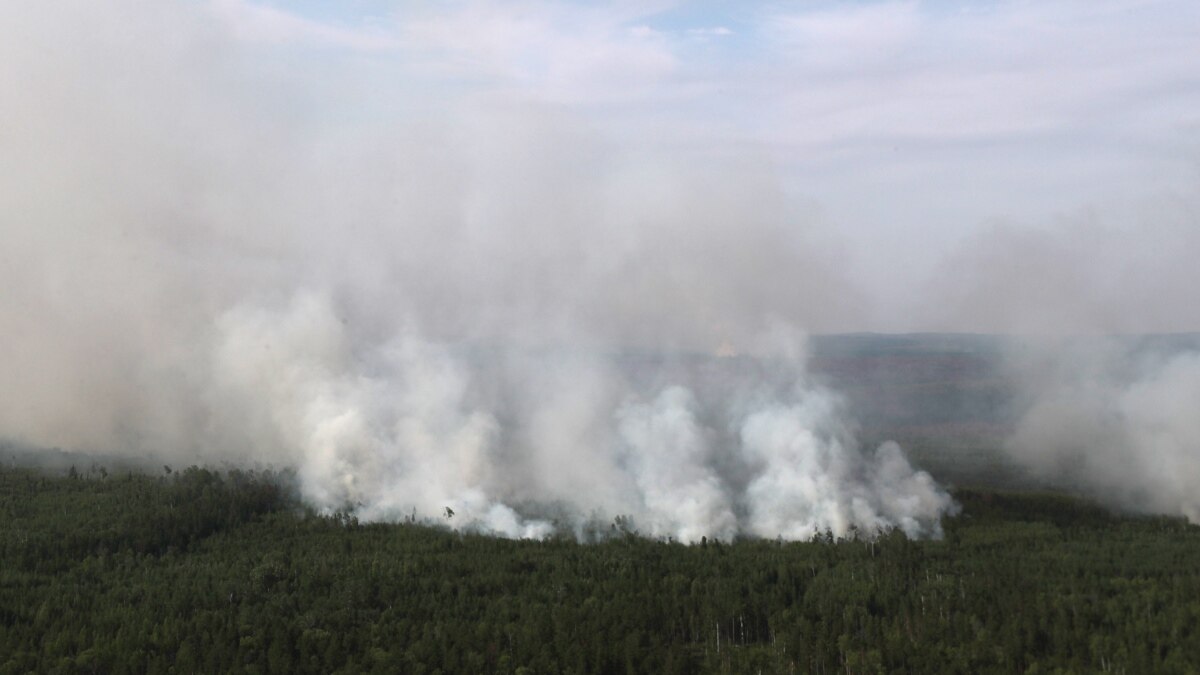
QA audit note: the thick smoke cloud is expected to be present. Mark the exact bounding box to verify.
[616,387,738,542]
[924,192,1200,524]
[206,293,954,541]
[1004,339,1200,524]
[0,2,952,540]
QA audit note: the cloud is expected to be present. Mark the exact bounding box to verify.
[764,1,921,71]
[209,0,398,51]
[685,26,733,39]
[399,1,678,104]
[754,0,1200,148]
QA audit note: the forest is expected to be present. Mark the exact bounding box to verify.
[2,464,1199,674]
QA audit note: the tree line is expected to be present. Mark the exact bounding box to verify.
[2,465,1198,673]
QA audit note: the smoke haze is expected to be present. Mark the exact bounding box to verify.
[2,1,1197,534]
[0,1,954,541]
[1001,338,1200,524]
[925,192,1200,524]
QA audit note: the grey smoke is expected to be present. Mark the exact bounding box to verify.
[923,192,1200,335]
[1004,338,1200,524]
[0,2,952,541]
[922,187,1200,523]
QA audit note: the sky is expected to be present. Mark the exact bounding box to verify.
[4,0,1200,335]
[200,0,1200,331]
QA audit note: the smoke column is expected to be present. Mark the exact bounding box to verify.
[0,1,955,540]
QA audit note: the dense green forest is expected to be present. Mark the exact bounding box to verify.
[2,465,1199,674]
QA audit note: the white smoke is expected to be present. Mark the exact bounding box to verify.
[0,1,956,541]
[202,294,956,541]
[616,387,738,542]
[1005,340,1200,523]
[737,380,955,541]
[211,293,554,538]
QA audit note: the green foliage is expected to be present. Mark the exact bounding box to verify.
[2,467,1199,673]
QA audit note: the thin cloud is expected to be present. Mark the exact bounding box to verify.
[753,0,1200,148]
[209,0,399,51]
[397,2,678,104]
[685,26,734,38]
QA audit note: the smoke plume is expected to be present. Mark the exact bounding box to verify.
[916,185,1200,523]
[1003,338,1200,523]
[0,1,959,541]
[202,293,954,541]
